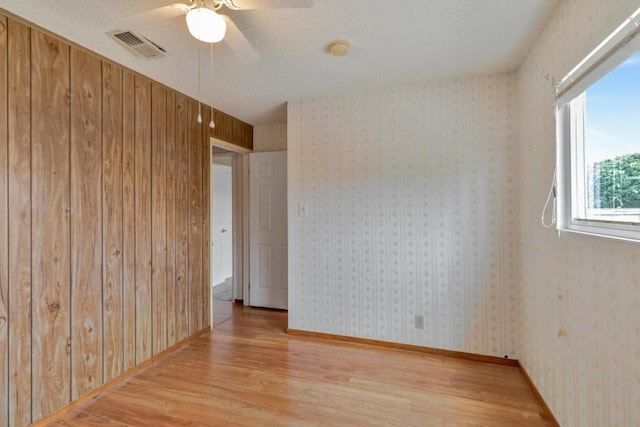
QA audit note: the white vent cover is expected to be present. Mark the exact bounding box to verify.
[107,30,167,59]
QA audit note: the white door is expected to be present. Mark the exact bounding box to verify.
[249,151,287,309]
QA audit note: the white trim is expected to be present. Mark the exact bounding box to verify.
[210,137,253,154]
[560,225,640,246]
[556,104,571,231]
[556,7,640,104]
[570,94,586,220]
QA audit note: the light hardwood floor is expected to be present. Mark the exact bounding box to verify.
[45,303,555,426]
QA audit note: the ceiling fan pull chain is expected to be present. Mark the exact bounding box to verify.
[197,39,203,123]
[209,42,216,129]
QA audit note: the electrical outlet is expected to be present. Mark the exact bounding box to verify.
[415,315,424,329]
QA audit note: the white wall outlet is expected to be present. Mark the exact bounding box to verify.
[415,315,424,329]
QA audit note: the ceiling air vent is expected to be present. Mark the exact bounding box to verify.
[107,30,167,59]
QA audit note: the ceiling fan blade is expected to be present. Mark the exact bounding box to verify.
[118,3,189,28]
[222,15,260,64]
[225,0,313,10]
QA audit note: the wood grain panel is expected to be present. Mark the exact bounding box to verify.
[121,69,136,372]
[0,13,9,427]
[70,47,103,400]
[7,18,32,427]
[102,62,123,382]
[211,110,252,150]
[0,12,234,424]
[165,90,177,347]
[175,94,189,341]
[151,83,167,354]
[30,29,71,421]
[211,111,228,143]
[201,108,210,328]
[134,75,152,364]
[188,100,203,334]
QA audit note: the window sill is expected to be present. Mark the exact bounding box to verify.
[559,224,640,246]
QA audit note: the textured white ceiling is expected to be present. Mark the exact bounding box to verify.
[1,0,558,125]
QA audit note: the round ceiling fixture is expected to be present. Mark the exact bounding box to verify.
[186,7,227,43]
[328,39,350,57]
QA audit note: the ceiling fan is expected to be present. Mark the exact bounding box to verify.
[120,0,313,64]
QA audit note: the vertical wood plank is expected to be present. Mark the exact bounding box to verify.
[0,14,9,427]
[201,108,211,328]
[151,83,167,355]
[7,18,32,427]
[188,100,203,334]
[175,94,189,341]
[70,47,103,399]
[122,70,136,372]
[166,90,177,347]
[30,29,71,421]
[134,75,152,364]
[102,62,123,381]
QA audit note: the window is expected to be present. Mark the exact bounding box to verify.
[556,8,640,242]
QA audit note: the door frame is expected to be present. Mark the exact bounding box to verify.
[209,138,251,327]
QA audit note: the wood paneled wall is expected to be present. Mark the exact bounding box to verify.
[0,13,251,426]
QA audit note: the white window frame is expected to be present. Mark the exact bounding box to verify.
[556,7,640,243]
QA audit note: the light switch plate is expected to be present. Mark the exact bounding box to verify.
[298,202,307,216]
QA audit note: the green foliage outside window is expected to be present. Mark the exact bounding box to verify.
[593,153,640,209]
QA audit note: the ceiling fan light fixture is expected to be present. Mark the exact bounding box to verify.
[186,7,227,43]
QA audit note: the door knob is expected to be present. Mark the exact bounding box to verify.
[220,228,227,233]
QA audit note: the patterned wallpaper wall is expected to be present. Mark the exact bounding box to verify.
[254,123,287,152]
[516,0,640,425]
[287,75,519,358]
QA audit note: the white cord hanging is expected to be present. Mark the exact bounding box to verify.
[541,167,557,228]
[197,39,202,123]
[214,43,216,129]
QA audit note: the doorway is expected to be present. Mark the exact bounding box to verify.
[211,154,233,302]
[209,140,250,328]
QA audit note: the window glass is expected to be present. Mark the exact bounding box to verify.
[582,52,640,223]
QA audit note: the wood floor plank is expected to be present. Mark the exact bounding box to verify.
[211,300,233,327]
[31,29,71,420]
[0,13,9,427]
[70,46,103,400]
[102,61,124,382]
[45,308,555,427]
[7,18,32,427]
